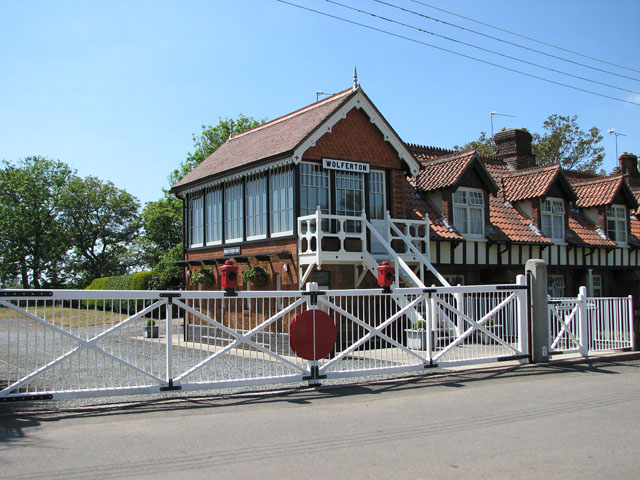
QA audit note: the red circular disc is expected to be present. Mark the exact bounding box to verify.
[289,309,337,360]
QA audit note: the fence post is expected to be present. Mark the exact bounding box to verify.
[525,259,549,363]
[630,296,638,351]
[577,286,588,357]
[516,274,528,356]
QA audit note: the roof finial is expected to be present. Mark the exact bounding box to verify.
[353,65,358,90]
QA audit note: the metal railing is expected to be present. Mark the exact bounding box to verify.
[548,287,634,356]
[0,280,528,401]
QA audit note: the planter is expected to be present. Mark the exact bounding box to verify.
[144,325,159,338]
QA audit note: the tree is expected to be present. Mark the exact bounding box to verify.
[532,114,604,172]
[454,114,605,174]
[61,176,141,286]
[0,157,74,288]
[452,131,495,156]
[138,195,183,268]
[168,114,265,186]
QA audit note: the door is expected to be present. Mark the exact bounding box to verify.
[368,170,387,253]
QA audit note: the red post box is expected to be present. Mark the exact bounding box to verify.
[220,259,238,295]
[377,260,394,293]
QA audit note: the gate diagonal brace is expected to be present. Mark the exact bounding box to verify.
[302,290,327,306]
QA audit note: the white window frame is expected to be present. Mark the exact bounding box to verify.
[246,173,267,241]
[205,187,223,246]
[453,187,485,239]
[270,166,294,237]
[591,274,603,297]
[189,194,204,248]
[541,197,565,242]
[335,170,364,233]
[300,162,330,216]
[607,204,628,245]
[224,179,244,243]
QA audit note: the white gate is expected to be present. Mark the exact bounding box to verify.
[0,279,528,401]
[548,287,634,357]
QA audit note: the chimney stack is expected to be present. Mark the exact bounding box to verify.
[494,129,535,170]
[619,152,639,186]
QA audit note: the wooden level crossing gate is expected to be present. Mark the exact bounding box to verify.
[0,280,529,401]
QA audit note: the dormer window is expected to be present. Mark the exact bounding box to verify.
[453,188,484,238]
[541,198,565,241]
[607,204,627,244]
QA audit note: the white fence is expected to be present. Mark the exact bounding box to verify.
[0,279,529,401]
[548,286,634,357]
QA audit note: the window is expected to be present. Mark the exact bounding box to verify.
[607,204,627,244]
[246,173,267,240]
[453,188,484,237]
[300,163,329,216]
[270,166,294,236]
[335,171,364,232]
[224,179,244,242]
[541,198,565,241]
[189,194,204,247]
[368,171,386,220]
[205,187,223,245]
[548,275,565,298]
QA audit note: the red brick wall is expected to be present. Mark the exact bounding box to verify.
[304,108,404,170]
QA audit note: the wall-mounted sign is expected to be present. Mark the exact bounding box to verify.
[322,158,370,174]
[224,247,241,256]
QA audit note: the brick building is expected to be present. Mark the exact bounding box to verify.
[171,86,640,307]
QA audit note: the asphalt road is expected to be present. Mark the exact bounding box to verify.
[2,355,639,479]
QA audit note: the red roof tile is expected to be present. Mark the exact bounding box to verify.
[411,151,476,191]
[501,164,564,202]
[405,179,463,240]
[566,210,616,247]
[571,175,638,209]
[488,196,549,244]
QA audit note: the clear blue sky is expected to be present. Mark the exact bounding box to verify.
[2,0,638,205]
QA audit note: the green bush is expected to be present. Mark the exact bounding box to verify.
[86,277,109,290]
[105,274,132,291]
[130,271,154,290]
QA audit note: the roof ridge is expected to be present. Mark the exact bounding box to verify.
[408,143,456,155]
[502,162,561,178]
[420,150,475,166]
[230,87,354,140]
[571,174,624,186]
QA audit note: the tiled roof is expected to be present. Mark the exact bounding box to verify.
[488,196,549,244]
[405,179,463,240]
[571,175,625,207]
[411,150,476,191]
[566,210,616,247]
[173,88,356,189]
[407,144,456,164]
[501,164,565,202]
[570,175,639,211]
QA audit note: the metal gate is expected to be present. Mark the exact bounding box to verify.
[0,279,528,401]
[549,287,634,357]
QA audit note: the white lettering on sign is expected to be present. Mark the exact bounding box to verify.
[322,158,370,174]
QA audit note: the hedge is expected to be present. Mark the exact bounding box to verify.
[85,271,156,292]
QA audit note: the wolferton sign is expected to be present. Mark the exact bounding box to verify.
[322,158,370,173]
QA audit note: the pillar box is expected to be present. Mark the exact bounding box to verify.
[220,259,238,295]
[377,261,394,293]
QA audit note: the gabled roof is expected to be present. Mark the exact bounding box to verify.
[410,149,499,195]
[571,175,639,209]
[488,196,550,244]
[172,87,421,193]
[501,163,577,203]
[405,179,463,240]
[566,210,616,247]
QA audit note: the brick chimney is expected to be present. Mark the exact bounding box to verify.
[494,129,535,170]
[619,152,639,186]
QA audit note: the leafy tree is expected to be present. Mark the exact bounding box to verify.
[452,131,494,156]
[532,114,604,172]
[168,114,265,186]
[0,157,74,288]
[61,176,141,286]
[138,195,183,268]
[454,114,605,173]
